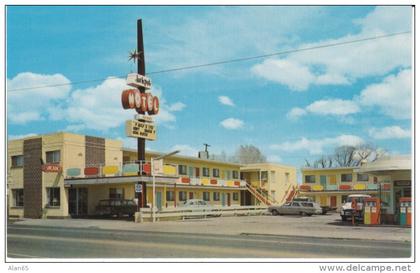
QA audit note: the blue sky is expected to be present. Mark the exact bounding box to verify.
[6,6,412,169]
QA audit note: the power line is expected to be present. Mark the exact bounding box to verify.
[8,31,411,92]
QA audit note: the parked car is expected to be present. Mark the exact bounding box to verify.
[95,199,137,217]
[180,199,222,217]
[340,194,371,221]
[269,201,322,216]
[180,199,210,208]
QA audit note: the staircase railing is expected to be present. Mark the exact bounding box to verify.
[245,184,272,206]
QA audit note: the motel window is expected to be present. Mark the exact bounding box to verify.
[225,170,232,180]
[285,173,289,184]
[357,173,369,182]
[179,191,187,201]
[232,170,239,179]
[213,192,220,201]
[260,171,268,180]
[166,191,174,201]
[46,150,61,164]
[233,192,239,201]
[178,165,187,175]
[212,168,220,178]
[341,174,353,182]
[188,166,194,178]
[12,189,24,207]
[202,167,210,177]
[11,155,24,168]
[305,175,316,183]
[203,192,210,201]
[47,187,60,207]
[109,188,124,199]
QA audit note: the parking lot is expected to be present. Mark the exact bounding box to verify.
[12,212,411,242]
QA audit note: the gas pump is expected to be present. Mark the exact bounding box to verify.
[399,197,412,227]
[364,197,381,225]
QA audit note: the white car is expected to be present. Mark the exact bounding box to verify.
[340,194,371,221]
[181,199,210,208]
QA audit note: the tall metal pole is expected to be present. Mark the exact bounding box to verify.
[137,19,147,208]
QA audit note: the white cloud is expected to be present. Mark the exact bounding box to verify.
[7,72,71,124]
[368,126,411,140]
[171,144,199,157]
[9,74,187,132]
[220,118,244,130]
[251,7,411,91]
[287,99,360,120]
[287,107,307,120]
[270,134,364,155]
[218,96,235,107]
[252,59,316,91]
[306,99,360,116]
[63,77,132,131]
[8,133,37,140]
[358,69,411,119]
[168,102,186,112]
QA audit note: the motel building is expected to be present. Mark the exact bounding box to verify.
[299,155,411,224]
[7,132,297,219]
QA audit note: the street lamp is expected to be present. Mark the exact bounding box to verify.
[151,150,180,223]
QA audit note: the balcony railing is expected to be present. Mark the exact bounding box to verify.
[64,162,246,188]
[299,183,391,192]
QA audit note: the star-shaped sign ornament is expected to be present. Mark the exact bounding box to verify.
[128,49,143,63]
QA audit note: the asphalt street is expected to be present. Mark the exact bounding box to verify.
[7,224,411,259]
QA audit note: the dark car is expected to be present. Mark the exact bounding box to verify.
[95,199,137,217]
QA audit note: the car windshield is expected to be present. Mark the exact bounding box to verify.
[301,202,313,207]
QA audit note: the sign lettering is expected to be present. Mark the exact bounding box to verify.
[121,89,159,115]
[126,73,152,89]
[42,164,62,173]
[126,120,157,140]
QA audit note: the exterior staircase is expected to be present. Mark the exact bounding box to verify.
[280,184,299,204]
[245,183,277,206]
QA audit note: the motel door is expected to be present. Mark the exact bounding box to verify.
[221,193,226,206]
[68,188,88,217]
[330,196,337,208]
[156,192,162,210]
[227,193,231,206]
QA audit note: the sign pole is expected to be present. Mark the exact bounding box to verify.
[137,19,147,209]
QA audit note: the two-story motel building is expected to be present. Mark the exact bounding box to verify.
[300,156,411,224]
[8,132,296,219]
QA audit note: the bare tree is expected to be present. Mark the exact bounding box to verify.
[334,145,357,167]
[305,144,387,168]
[233,145,267,164]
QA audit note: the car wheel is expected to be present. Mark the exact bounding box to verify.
[271,210,279,216]
[299,211,304,216]
[341,216,347,221]
[306,213,313,216]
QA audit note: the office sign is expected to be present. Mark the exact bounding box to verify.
[126,120,156,140]
[126,73,152,89]
[41,164,62,173]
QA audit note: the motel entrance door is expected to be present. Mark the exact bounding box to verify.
[69,187,88,217]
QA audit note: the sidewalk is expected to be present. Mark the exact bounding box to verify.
[11,214,412,242]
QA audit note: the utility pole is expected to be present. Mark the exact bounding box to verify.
[137,19,147,208]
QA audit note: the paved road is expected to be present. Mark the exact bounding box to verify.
[7,224,411,259]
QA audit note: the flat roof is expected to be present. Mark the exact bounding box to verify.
[358,155,412,173]
[301,166,357,171]
[123,147,244,167]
